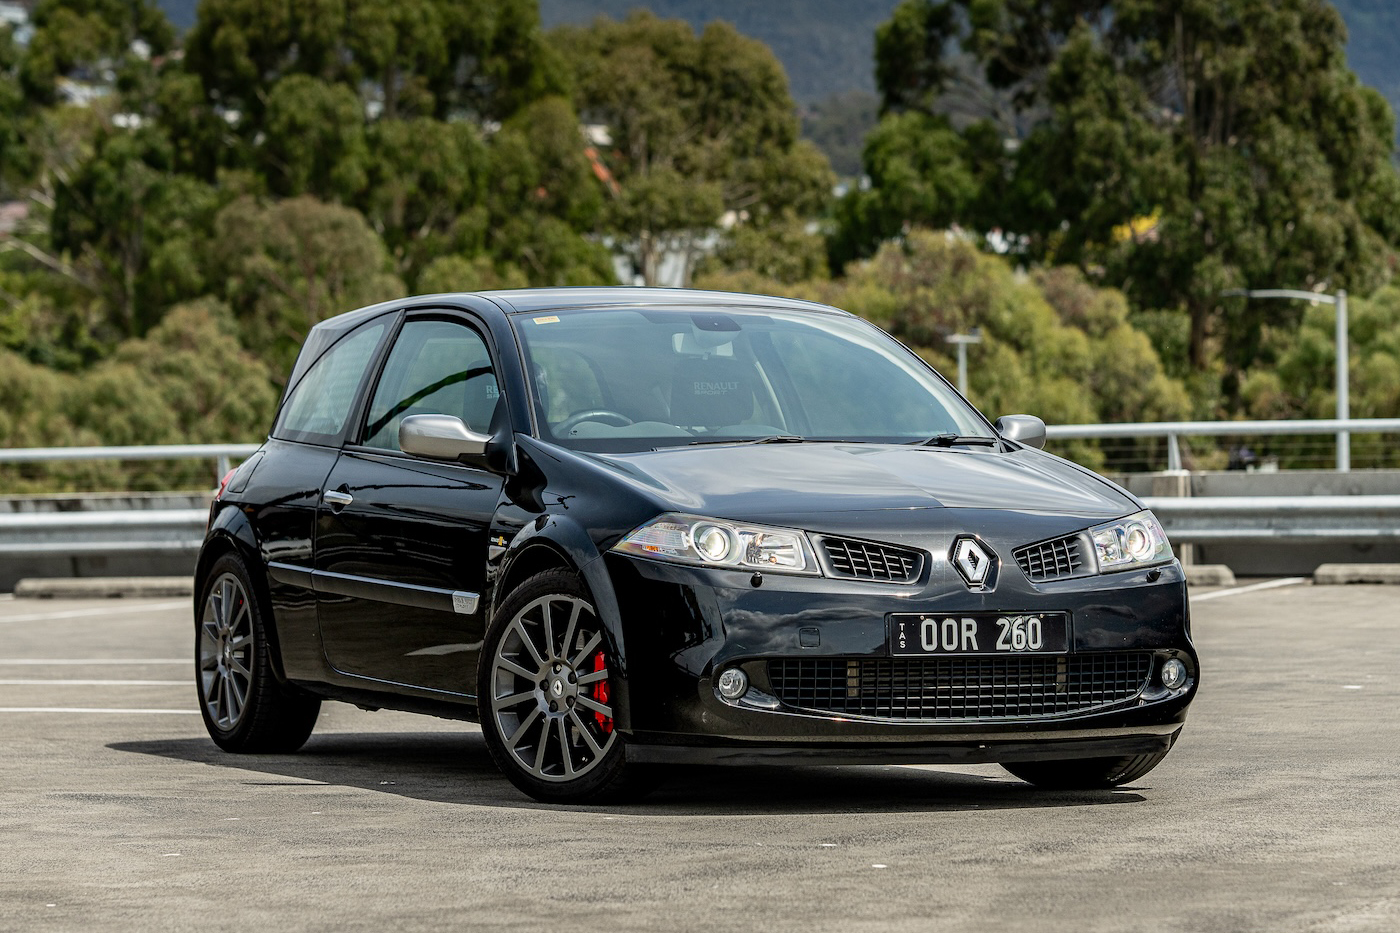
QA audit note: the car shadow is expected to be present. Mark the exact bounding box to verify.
[109,731,1146,815]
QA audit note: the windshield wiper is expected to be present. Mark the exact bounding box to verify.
[915,433,1001,448]
[687,434,810,447]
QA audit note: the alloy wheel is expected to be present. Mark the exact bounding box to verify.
[489,593,617,782]
[199,571,254,731]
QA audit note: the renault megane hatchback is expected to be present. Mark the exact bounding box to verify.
[195,287,1197,802]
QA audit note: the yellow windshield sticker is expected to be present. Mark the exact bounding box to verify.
[534,315,560,324]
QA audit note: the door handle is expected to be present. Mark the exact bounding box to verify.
[323,489,354,510]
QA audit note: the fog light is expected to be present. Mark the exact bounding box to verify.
[1161,658,1188,689]
[717,668,748,699]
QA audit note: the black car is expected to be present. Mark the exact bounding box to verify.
[195,287,1197,802]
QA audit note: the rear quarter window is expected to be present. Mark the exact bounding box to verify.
[272,322,387,445]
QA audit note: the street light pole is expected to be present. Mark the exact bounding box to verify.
[945,330,982,397]
[1222,288,1350,472]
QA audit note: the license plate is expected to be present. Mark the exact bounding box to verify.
[888,612,1069,657]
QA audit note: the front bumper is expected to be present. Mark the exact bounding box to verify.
[604,548,1196,763]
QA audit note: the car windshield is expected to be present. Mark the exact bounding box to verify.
[512,306,991,452]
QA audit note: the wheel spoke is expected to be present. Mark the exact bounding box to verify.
[219,579,233,628]
[570,631,602,669]
[569,709,603,756]
[559,600,582,664]
[229,655,252,679]
[205,669,222,713]
[532,724,550,774]
[512,619,548,669]
[227,674,246,724]
[228,632,251,651]
[576,694,612,719]
[557,717,575,777]
[218,673,231,725]
[507,707,542,748]
[493,690,535,709]
[575,668,608,687]
[496,657,537,682]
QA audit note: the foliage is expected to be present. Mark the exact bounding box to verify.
[211,196,405,379]
[550,11,833,285]
[842,0,1400,409]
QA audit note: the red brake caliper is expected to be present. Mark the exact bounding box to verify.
[590,650,613,734]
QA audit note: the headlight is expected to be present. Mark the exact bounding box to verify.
[614,514,821,575]
[1090,510,1172,572]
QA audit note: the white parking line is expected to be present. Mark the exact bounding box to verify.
[1192,577,1308,603]
[0,659,187,665]
[0,707,199,715]
[0,600,190,624]
[0,679,187,686]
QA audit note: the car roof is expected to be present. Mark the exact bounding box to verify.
[301,288,852,344]
[474,286,851,317]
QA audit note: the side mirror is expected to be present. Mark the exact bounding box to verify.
[400,414,490,462]
[994,414,1046,450]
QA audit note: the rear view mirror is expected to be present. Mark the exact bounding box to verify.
[994,414,1046,449]
[400,414,490,462]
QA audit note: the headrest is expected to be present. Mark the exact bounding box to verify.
[459,361,500,433]
[669,356,754,428]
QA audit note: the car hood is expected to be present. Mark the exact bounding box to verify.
[585,443,1137,522]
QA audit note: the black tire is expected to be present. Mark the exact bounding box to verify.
[1001,749,1172,789]
[478,569,653,803]
[196,552,320,753]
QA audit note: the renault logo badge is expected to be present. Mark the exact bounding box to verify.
[951,537,995,588]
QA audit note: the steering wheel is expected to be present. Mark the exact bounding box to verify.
[555,409,635,435]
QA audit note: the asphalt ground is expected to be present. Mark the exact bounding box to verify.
[0,580,1397,933]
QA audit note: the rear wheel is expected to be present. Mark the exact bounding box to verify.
[1002,749,1172,789]
[196,552,320,753]
[478,570,651,803]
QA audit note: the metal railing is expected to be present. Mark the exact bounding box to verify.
[1045,418,1400,472]
[0,509,208,555]
[1141,495,1400,542]
[4,419,1400,478]
[2,497,1395,559]
[0,443,262,482]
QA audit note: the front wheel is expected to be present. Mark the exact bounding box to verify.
[196,552,320,753]
[1001,749,1172,789]
[478,570,651,803]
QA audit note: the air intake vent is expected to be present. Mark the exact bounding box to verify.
[1014,534,1087,582]
[818,537,922,583]
[768,654,1151,721]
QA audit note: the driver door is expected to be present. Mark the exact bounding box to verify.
[314,313,504,695]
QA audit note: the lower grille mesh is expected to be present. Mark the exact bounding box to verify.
[767,654,1151,720]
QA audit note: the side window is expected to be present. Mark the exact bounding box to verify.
[361,319,499,451]
[273,322,387,444]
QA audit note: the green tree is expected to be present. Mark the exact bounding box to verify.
[184,0,562,127]
[260,75,370,201]
[49,125,219,339]
[210,195,404,378]
[551,12,833,284]
[846,0,1400,395]
[20,0,173,105]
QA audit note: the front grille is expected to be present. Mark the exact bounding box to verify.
[1014,534,1087,582]
[767,654,1151,720]
[819,537,922,583]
